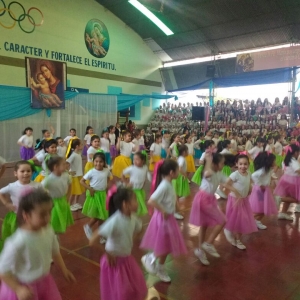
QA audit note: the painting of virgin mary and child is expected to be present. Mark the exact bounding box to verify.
[26,58,66,109]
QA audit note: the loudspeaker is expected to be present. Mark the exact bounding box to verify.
[192,107,205,121]
[206,65,215,77]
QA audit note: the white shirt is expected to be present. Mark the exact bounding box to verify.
[231,140,238,152]
[57,146,67,158]
[265,144,273,152]
[186,143,194,155]
[150,143,162,156]
[84,134,93,145]
[42,172,71,198]
[200,171,227,194]
[248,146,263,160]
[100,138,110,153]
[0,226,59,283]
[178,156,187,172]
[0,181,42,209]
[212,138,219,146]
[245,141,253,151]
[162,137,170,149]
[200,152,206,162]
[169,142,179,157]
[123,165,151,189]
[87,146,98,162]
[251,168,271,186]
[150,179,176,214]
[64,136,73,145]
[109,133,116,146]
[66,152,83,177]
[139,136,145,146]
[120,142,135,157]
[220,149,232,155]
[229,171,251,198]
[83,168,111,190]
[35,150,46,163]
[18,135,33,147]
[99,211,142,256]
[274,142,283,155]
[285,158,300,176]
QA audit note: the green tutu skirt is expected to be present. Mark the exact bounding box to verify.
[192,165,204,186]
[249,161,255,174]
[0,212,17,251]
[141,150,148,166]
[275,154,284,168]
[51,196,74,233]
[172,174,190,197]
[133,189,148,216]
[222,165,232,177]
[82,190,108,221]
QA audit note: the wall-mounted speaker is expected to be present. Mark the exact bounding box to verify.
[192,107,206,121]
[206,65,215,78]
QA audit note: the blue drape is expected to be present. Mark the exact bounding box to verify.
[0,85,177,121]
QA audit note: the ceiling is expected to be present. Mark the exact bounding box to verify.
[97,0,300,63]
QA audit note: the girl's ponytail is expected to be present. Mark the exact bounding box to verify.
[284,144,300,166]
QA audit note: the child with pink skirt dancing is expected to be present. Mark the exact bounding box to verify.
[249,152,278,230]
[190,153,232,265]
[89,186,147,300]
[224,155,258,250]
[141,159,187,282]
[0,188,75,300]
[274,144,300,221]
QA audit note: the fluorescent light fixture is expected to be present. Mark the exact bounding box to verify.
[128,0,174,36]
[163,43,292,68]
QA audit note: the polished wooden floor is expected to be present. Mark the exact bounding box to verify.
[1,164,300,300]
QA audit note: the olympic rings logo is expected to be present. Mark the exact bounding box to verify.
[0,0,44,33]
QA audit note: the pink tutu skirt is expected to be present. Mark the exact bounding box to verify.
[225,195,258,234]
[140,210,187,257]
[0,274,61,300]
[110,145,118,157]
[249,185,278,215]
[100,255,147,300]
[274,174,300,201]
[20,146,35,160]
[189,190,226,227]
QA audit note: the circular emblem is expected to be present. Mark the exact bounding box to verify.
[84,19,110,58]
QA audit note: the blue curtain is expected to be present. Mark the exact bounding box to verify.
[0,85,177,121]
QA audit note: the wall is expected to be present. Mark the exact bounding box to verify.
[0,0,164,124]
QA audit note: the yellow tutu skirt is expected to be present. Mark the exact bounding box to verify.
[149,155,161,171]
[34,173,45,182]
[84,161,94,174]
[112,155,132,178]
[186,154,196,173]
[71,176,85,195]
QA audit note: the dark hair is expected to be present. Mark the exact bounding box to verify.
[85,126,92,134]
[170,133,180,144]
[70,128,76,133]
[178,144,188,156]
[108,187,134,216]
[184,134,191,143]
[284,144,300,166]
[17,188,53,226]
[91,135,100,143]
[255,137,265,146]
[154,159,178,191]
[217,140,230,153]
[35,138,46,151]
[155,134,161,142]
[46,155,64,172]
[201,140,214,152]
[273,135,281,143]
[132,129,141,139]
[236,154,249,164]
[93,152,107,167]
[55,137,63,141]
[42,129,49,135]
[44,139,57,152]
[67,139,81,158]
[14,160,32,172]
[108,125,115,132]
[201,153,225,178]
[254,152,276,173]
[22,127,33,135]
[134,152,146,165]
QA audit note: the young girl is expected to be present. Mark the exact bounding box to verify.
[101,129,111,168]
[249,152,278,229]
[245,135,253,152]
[89,186,147,300]
[139,128,146,151]
[274,135,284,168]
[247,137,264,173]
[149,134,162,172]
[161,130,170,159]
[0,161,41,250]
[168,134,181,160]
[274,144,300,220]
[41,125,55,140]
[42,156,74,233]
[56,137,67,158]
[83,125,94,157]
[17,127,34,160]
[0,188,75,300]
[224,155,258,250]
[185,134,196,176]
[80,152,111,241]
[84,135,101,175]
[64,128,77,145]
[141,159,187,283]
[112,132,137,178]
[190,153,230,265]
[122,152,151,216]
[66,138,85,212]
[34,139,58,182]
[108,125,117,165]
